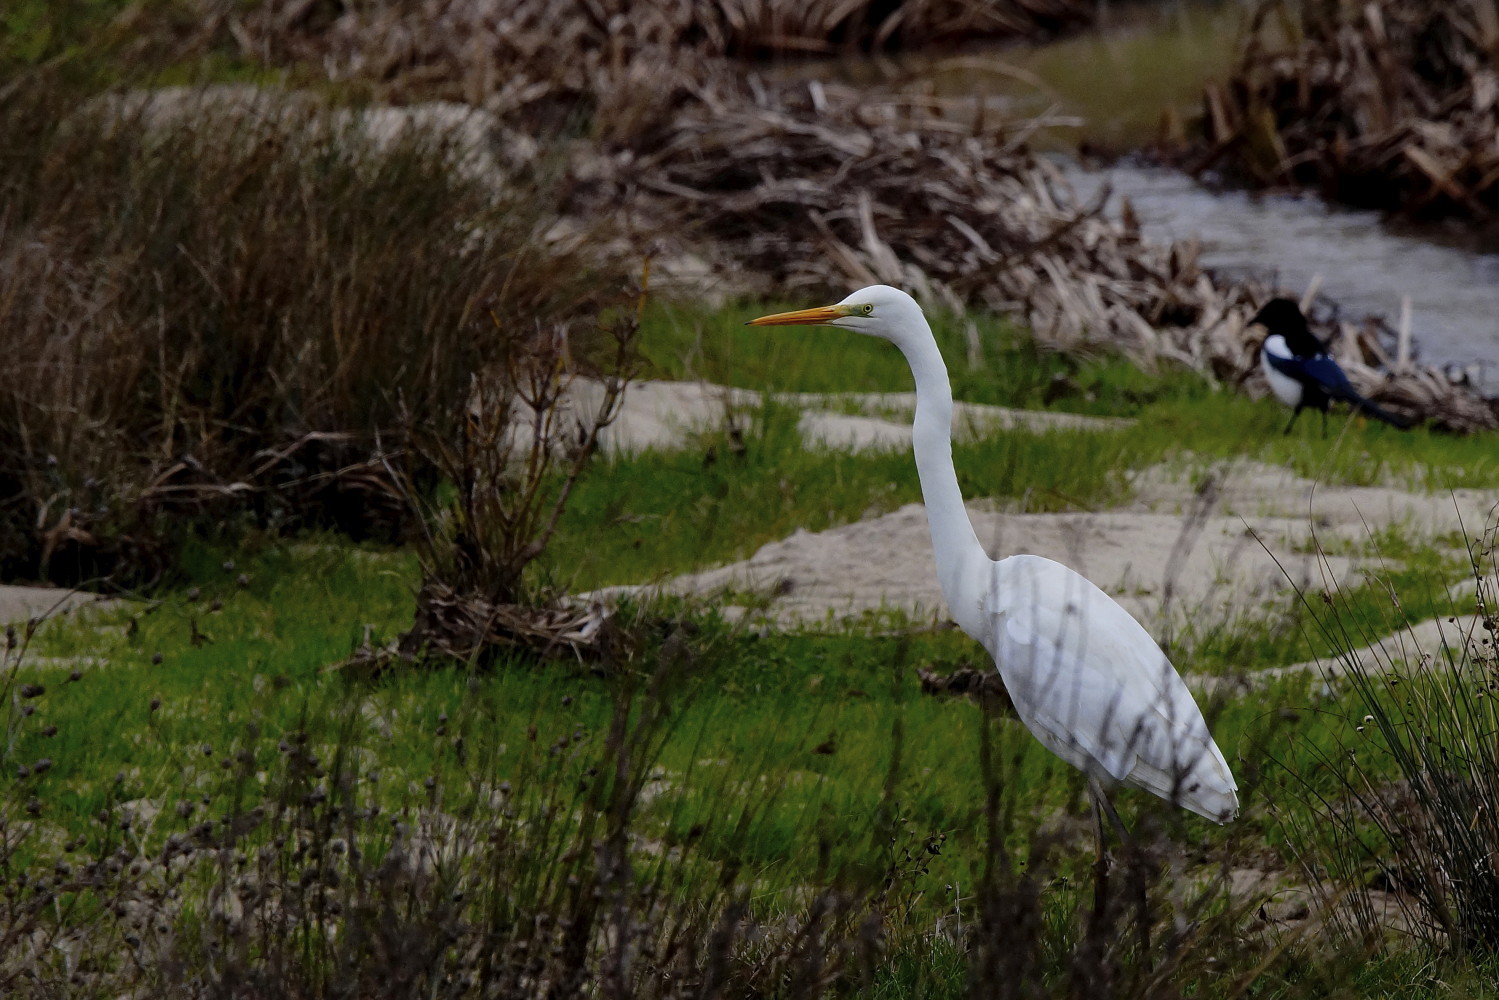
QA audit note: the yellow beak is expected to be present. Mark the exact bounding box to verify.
[746,304,850,327]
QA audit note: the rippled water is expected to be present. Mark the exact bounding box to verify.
[1063,163,1499,372]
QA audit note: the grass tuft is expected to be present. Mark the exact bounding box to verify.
[1274,509,1499,956]
[0,76,612,585]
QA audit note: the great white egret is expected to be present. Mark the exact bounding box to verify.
[749,285,1238,827]
[1255,298,1412,434]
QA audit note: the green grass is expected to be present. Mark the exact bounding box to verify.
[537,299,1497,625]
[8,543,1127,853]
[643,296,1208,417]
[643,298,1499,493]
[546,398,1149,590]
[7,424,1496,994]
[1,0,139,67]
[2,530,1422,870]
[8,541,1289,897]
[15,542,417,817]
[1,0,285,88]
[9,536,1466,995]
[0,541,1270,992]
[1138,392,1499,492]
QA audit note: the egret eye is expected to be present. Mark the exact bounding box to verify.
[859,303,874,315]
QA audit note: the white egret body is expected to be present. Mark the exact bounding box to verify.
[750,286,1238,824]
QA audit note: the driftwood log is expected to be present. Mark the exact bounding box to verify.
[918,663,1016,715]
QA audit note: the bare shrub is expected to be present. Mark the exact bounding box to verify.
[397,288,643,664]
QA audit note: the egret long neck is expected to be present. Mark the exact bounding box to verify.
[897,329,987,631]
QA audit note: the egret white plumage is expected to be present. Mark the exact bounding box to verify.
[1255,298,1413,435]
[749,286,1238,828]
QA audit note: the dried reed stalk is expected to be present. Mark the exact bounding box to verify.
[228,0,1091,95]
[1195,0,1499,220]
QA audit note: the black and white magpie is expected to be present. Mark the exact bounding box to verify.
[1254,298,1413,435]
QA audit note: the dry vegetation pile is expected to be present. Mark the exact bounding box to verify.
[227,0,1499,432]
[1197,0,1499,220]
[228,0,1091,93]
[571,69,1497,431]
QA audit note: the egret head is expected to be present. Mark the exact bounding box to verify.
[747,285,926,347]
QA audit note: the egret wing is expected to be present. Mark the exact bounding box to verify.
[983,555,1236,819]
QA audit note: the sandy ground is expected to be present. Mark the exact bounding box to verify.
[563,378,1131,454]
[584,381,1497,671]
[7,379,1492,680]
[0,586,122,627]
[600,461,1491,636]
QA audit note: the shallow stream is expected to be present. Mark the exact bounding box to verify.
[1064,162,1499,375]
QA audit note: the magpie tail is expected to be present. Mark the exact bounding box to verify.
[1351,394,1414,430]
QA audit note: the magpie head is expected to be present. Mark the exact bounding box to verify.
[1251,298,1325,357]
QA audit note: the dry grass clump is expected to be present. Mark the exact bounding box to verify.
[0,77,619,585]
[1197,0,1499,220]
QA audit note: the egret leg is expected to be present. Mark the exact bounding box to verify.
[1090,791,1107,867]
[1088,778,1132,848]
[1097,786,1132,846]
[1087,779,1115,932]
[1089,779,1152,962]
[1088,785,1112,947]
[1087,779,1115,869]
